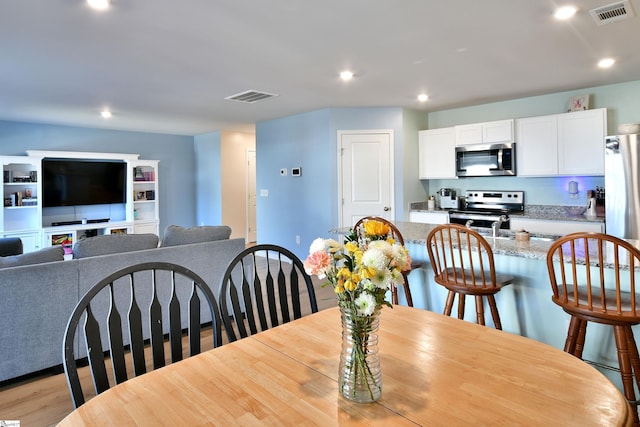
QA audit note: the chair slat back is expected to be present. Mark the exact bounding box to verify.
[63,262,222,409]
[219,244,318,342]
[426,224,498,290]
[546,232,640,321]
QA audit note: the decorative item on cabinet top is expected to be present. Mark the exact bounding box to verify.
[567,94,590,112]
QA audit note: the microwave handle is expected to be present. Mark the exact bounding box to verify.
[489,148,504,171]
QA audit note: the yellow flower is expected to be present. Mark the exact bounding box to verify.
[335,280,345,294]
[344,279,357,291]
[338,267,351,279]
[345,241,359,253]
[360,266,377,279]
[364,220,390,237]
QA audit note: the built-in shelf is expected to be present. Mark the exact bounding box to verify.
[1,152,160,253]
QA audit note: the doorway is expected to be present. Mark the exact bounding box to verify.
[246,149,257,243]
[338,130,394,227]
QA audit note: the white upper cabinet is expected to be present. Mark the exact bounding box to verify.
[418,127,456,179]
[517,108,606,177]
[557,108,606,175]
[455,119,514,145]
[516,114,559,176]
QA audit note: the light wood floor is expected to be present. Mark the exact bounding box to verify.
[0,273,335,426]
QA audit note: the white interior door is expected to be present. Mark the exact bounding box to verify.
[339,130,394,227]
[246,149,257,243]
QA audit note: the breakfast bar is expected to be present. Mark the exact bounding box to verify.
[333,221,640,393]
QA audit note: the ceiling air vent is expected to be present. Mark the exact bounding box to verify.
[225,90,278,103]
[590,1,635,25]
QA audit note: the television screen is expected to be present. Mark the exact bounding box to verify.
[42,159,127,208]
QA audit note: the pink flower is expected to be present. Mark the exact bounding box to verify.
[304,250,332,279]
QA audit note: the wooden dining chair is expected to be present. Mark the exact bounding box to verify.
[426,223,513,329]
[546,232,640,423]
[219,244,318,342]
[62,262,223,408]
[353,216,417,307]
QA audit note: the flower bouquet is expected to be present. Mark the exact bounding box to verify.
[304,219,411,402]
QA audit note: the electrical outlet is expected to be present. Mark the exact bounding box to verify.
[296,235,300,245]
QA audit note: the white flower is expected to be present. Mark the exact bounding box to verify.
[368,240,392,255]
[354,292,376,316]
[362,247,389,271]
[309,238,327,254]
[370,268,392,289]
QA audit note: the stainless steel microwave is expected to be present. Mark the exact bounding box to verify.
[455,143,516,177]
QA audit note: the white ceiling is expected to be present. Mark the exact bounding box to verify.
[1,0,638,136]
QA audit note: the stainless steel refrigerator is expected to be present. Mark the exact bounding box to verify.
[605,134,640,239]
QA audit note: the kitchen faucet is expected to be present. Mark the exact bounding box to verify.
[465,219,474,229]
[491,215,508,238]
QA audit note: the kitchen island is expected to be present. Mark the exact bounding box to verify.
[331,221,639,393]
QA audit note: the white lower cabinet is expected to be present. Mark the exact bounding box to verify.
[409,211,449,225]
[2,230,42,253]
[134,220,159,235]
[510,218,604,235]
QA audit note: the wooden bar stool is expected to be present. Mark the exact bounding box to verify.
[546,232,640,425]
[353,216,418,307]
[426,223,513,329]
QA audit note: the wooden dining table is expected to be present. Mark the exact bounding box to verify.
[58,305,632,426]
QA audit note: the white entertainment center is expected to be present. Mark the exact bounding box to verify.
[1,151,159,254]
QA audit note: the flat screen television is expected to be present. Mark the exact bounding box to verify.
[42,159,127,208]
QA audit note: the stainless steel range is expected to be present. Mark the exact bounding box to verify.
[448,190,524,231]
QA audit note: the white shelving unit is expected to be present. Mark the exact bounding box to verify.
[130,159,160,235]
[1,156,42,252]
[0,151,163,254]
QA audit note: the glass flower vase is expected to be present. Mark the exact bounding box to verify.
[338,306,382,403]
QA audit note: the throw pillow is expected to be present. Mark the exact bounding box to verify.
[72,233,159,259]
[160,225,232,247]
[0,246,64,268]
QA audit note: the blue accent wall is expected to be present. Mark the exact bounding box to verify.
[194,131,222,225]
[256,107,419,260]
[0,120,196,234]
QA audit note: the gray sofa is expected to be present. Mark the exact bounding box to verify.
[0,232,244,383]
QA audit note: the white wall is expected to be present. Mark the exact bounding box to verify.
[221,131,255,240]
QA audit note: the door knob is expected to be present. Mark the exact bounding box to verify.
[383,206,391,211]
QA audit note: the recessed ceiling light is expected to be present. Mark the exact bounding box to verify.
[598,58,616,68]
[417,94,429,102]
[340,70,354,81]
[554,6,577,20]
[87,0,110,11]
[101,110,112,119]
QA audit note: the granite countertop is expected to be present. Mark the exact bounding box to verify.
[409,202,605,224]
[330,221,555,261]
[330,221,640,268]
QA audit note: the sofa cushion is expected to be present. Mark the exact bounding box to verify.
[73,233,159,259]
[0,237,23,257]
[160,225,232,247]
[0,246,64,268]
